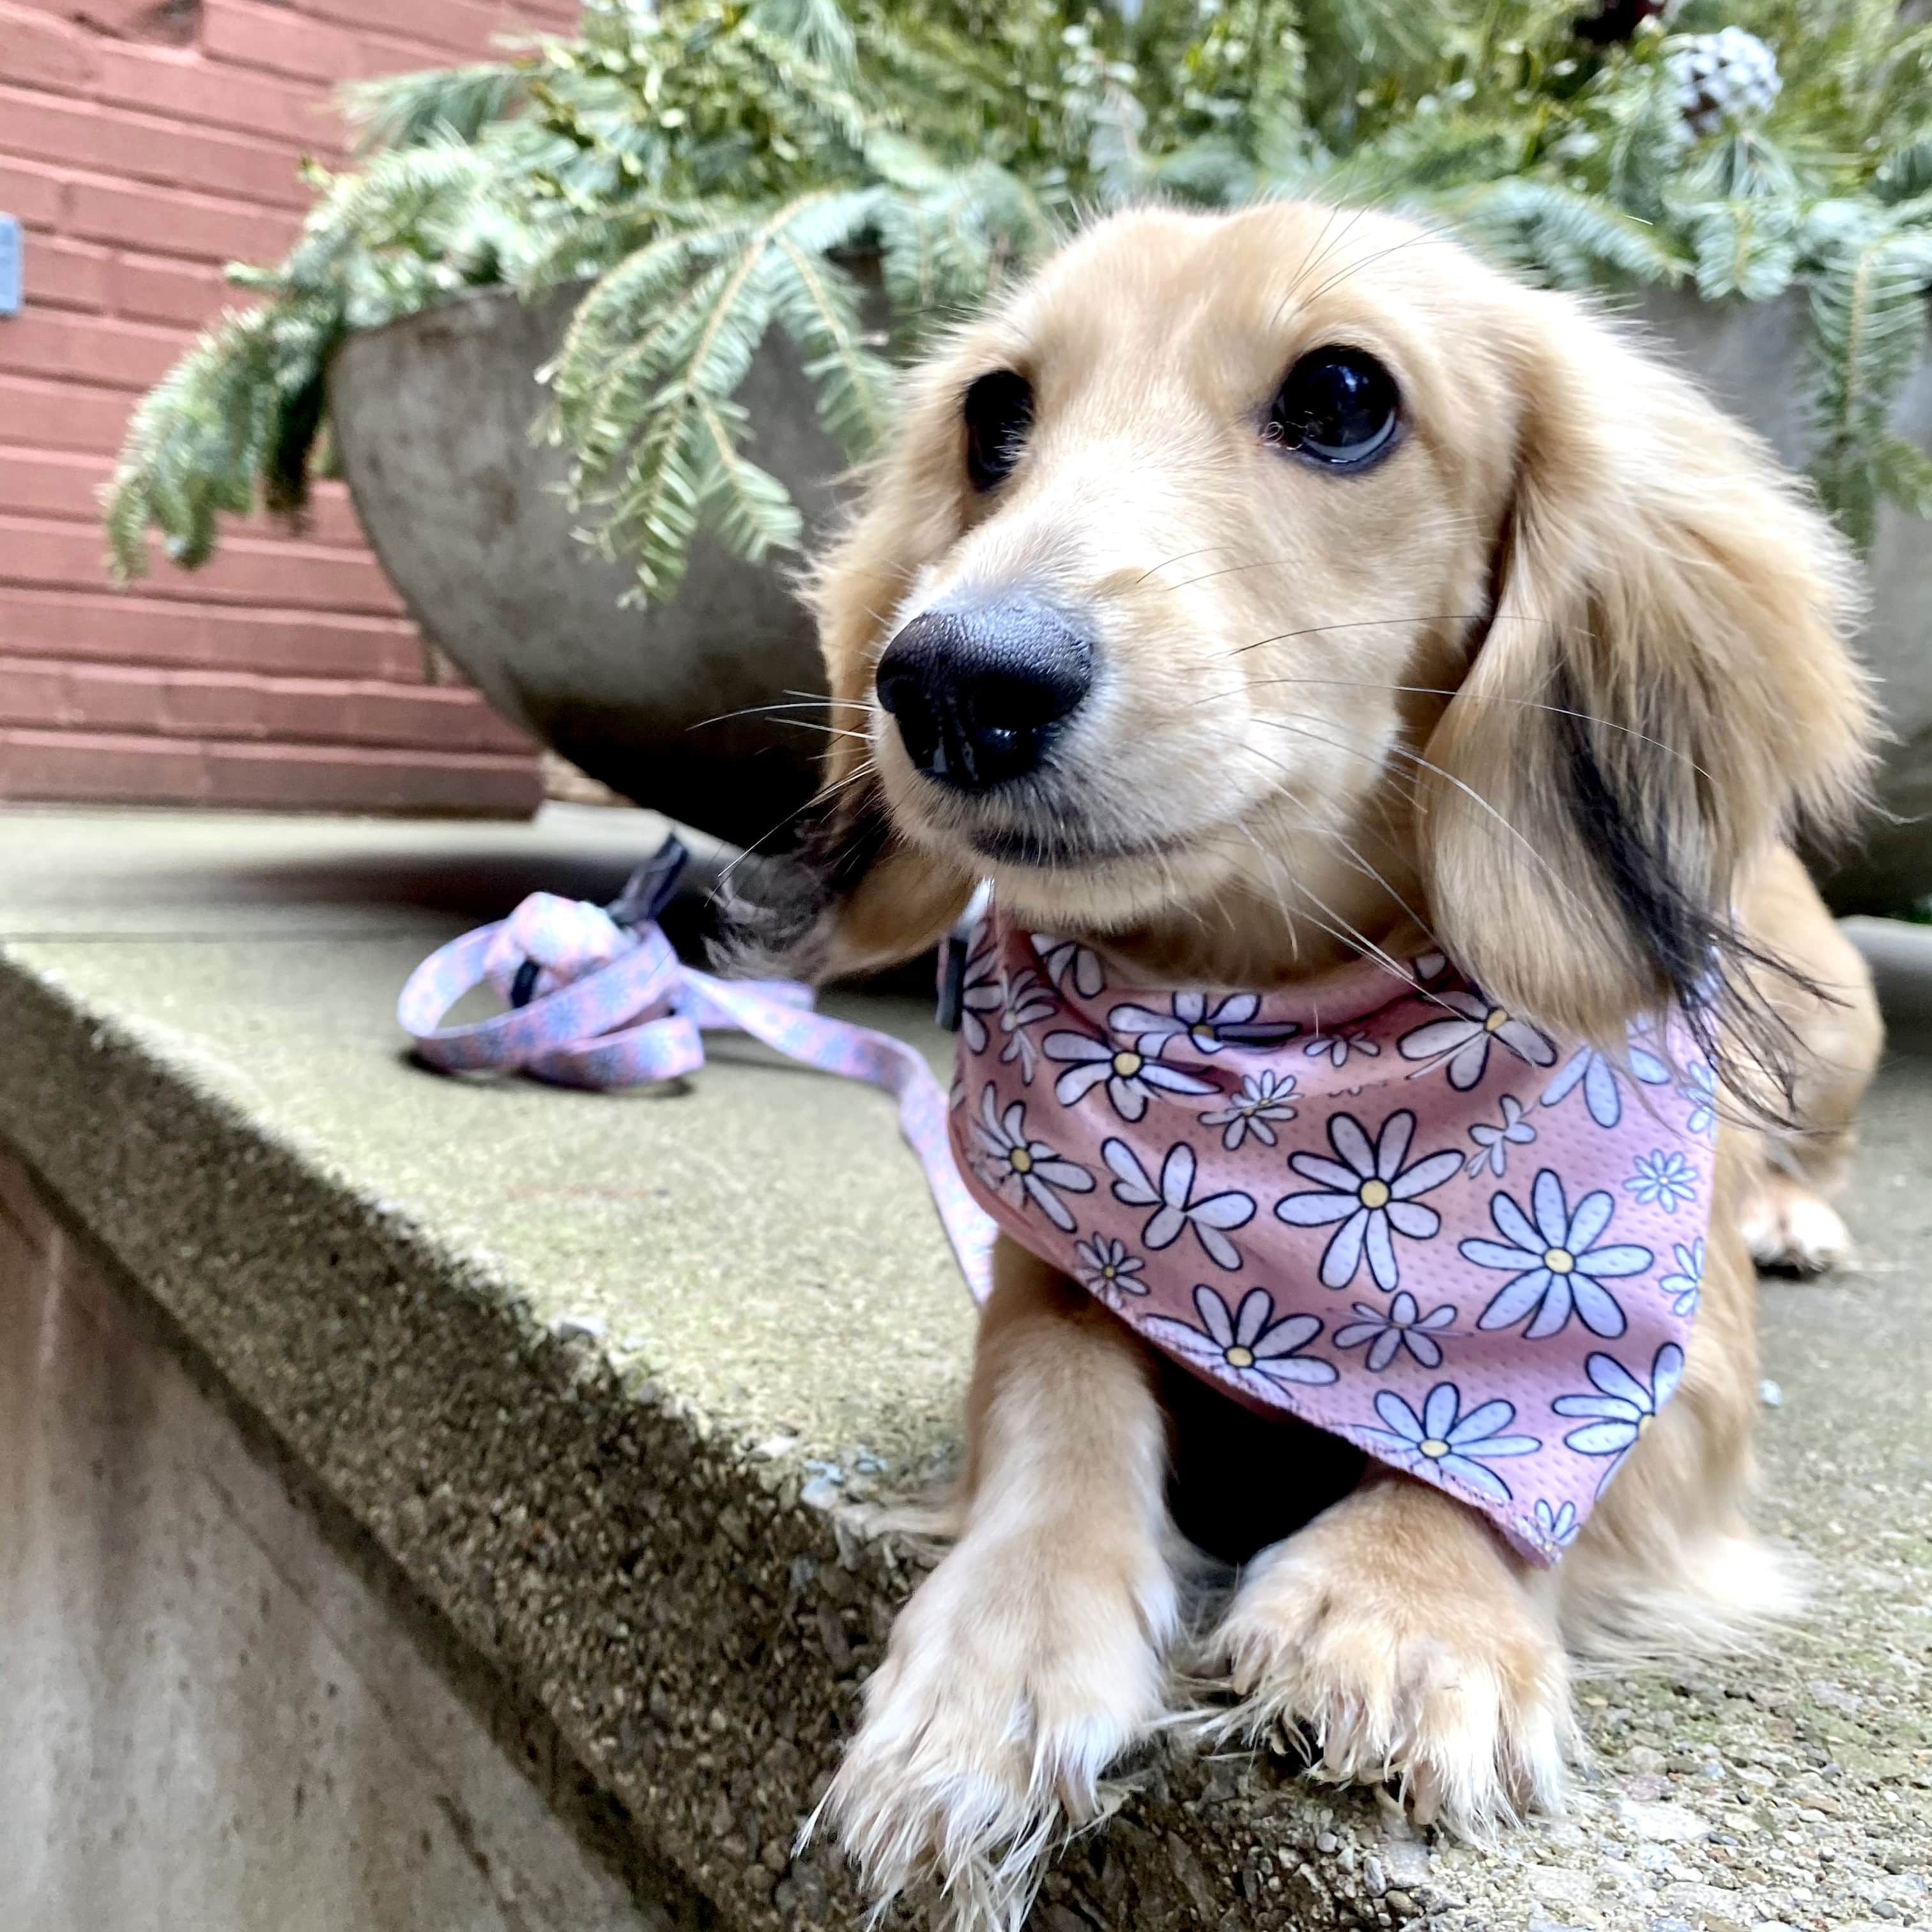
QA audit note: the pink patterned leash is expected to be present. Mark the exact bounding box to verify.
[396,838,996,1300]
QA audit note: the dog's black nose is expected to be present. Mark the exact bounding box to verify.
[875,599,1092,792]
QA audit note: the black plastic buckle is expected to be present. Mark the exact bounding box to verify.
[936,928,970,1032]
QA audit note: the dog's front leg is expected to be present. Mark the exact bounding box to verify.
[821,1236,1179,1927]
[1211,1470,1575,1838]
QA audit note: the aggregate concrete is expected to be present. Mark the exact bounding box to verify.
[0,806,1924,1931]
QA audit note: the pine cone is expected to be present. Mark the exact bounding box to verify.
[1666,27,1782,136]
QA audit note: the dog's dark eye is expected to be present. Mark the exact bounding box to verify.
[1267,347,1400,470]
[963,370,1034,491]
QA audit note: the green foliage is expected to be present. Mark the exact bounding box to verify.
[340,63,535,154]
[1803,194,1932,546]
[106,0,1932,599]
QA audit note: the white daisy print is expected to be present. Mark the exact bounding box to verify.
[1043,1030,1215,1122]
[1540,1032,1672,1129]
[1109,991,1300,1057]
[1303,1029,1379,1070]
[1197,1070,1298,1150]
[1398,991,1557,1091]
[1412,949,1448,980]
[1358,1383,1541,1505]
[1333,1291,1459,1372]
[1101,1138,1256,1271]
[1144,1285,1337,1400]
[1553,1344,1686,1490]
[1275,1108,1462,1291]
[957,935,1003,1054]
[1032,933,1106,999]
[1073,1234,1147,1307]
[1466,1094,1537,1177]
[994,966,1057,1084]
[967,1086,1095,1232]
[1529,1498,1581,1552]
[1462,1169,1652,1340]
[1659,1238,1704,1317]
[1626,1147,1697,1213]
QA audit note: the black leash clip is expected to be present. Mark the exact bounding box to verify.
[606,836,691,930]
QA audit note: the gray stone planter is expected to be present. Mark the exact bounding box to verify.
[332,277,1930,903]
[1634,287,1932,913]
[329,284,843,851]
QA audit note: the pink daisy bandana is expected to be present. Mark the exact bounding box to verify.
[949,909,1715,1565]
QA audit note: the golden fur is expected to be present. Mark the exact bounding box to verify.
[776,204,1883,1928]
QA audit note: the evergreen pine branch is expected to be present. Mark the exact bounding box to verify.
[105,308,289,578]
[599,404,711,604]
[341,63,533,155]
[546,253,741,483]
[750,0,861,78]
[737,20,878,155]
[695,395,807,562]
[1875,136,1932,206]
[1681,196,1799,301]
[769,232,896,457]
[547,227,735,430]
[1451,176,1689,289]
[1803,210,1932,547]
[1600,61,1691,227]
[1874,432,1932,519]
[100,0,1932,601]
[550,192,858,594]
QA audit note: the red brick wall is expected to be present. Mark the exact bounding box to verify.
[0,0,576,814]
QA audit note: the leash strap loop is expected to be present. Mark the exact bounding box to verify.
[397,857,995,1301]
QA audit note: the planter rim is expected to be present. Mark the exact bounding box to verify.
[332,279,584,355]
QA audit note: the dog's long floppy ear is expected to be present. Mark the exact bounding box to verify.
[718,365,979,981]
[1416,289,1875,1096]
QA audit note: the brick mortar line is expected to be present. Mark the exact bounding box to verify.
[0,498,383,562]
[0,725,532,766]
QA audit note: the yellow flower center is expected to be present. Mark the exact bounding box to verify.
[1484,1006,1510,1033]
[1637,1412,1653,1436]
[1190,1024,1218,1050]
[1224,1345,1255,1369]
[1543,1246,1574,1275]
[1008,1147,1034,1174]
[1358,1179,1392,1210]
[1418,1438,1450,1459]
[1112,1050,1144,1078]
[1101,1264,1117,1281]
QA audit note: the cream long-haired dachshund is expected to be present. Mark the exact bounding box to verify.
[745,203,1883,1926]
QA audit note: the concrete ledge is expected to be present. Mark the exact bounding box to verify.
[0,1148,669,1931]
[1845,917,1932,1054]
[1,807,1929,1932]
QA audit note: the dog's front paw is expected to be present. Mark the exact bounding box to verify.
[1739,1170,1851,1275]
[1209,1478,1575,1839]
[816,1527,1176,1928]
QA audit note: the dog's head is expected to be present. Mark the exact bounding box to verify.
[762,203,1871,1064]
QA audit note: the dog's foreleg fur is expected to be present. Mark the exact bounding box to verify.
[815,1241,1181,1929]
